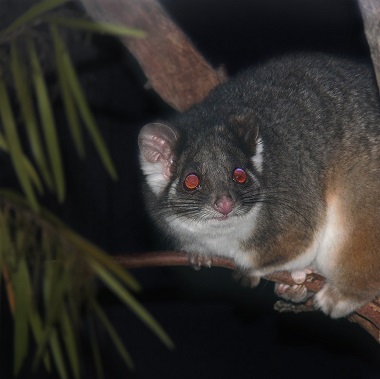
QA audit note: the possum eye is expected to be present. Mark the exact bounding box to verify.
[233,168,247,184]
[184,173,200,191]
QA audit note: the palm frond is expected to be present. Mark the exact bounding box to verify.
[0,72,40,211]
[50,24,118,179]
[27,36,66,202]
[10,39,53,189]
[46,16,146,37]
[0,0,139,205]
[0,2,167,378]
[0,0,69,40]
[0,191,174,377]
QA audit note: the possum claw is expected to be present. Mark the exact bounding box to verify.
[188,253,213,270]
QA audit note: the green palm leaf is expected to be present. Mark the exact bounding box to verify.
[28,301,52,372]
[91,301,134,370]
[0,190,173,377]
[0,1,171,377]
[49,329,68,379]
[27,37,65,202]
[51,27,118,180]
[46,17,145,38]
[0,0,69,39]
[0,131,44,195]
[88,319,104,379]
[10,39,53,189]
[91,260,174,350]
[13,260,30,375]
[51,25,85,158]
[60,305,81,379]
[0,72,39,212]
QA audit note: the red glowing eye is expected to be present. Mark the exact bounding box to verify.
[184,173,200,190]
[233,168,247,184]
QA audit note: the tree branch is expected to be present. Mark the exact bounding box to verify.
[78,0,226,111]
[358,0,380,90]
[114,251,380,343]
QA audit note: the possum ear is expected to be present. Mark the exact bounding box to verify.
[228,111,259,153]
[138,122,179,194]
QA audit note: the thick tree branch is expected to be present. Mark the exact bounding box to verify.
[114,251,380,343]
[78,0,226,111]
[358,0,380,90]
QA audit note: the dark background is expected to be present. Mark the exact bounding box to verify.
[1,0,380,378]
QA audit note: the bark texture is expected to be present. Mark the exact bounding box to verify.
[79,0,226,111]
[358,0,380,90]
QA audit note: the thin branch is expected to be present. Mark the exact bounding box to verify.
[114,251,380,343]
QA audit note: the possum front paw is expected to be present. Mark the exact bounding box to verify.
[188,253,213,270]
[314,284,365,318]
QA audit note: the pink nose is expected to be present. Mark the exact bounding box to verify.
[214,196,235,215]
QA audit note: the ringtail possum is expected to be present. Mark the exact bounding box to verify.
[138,53,380,318]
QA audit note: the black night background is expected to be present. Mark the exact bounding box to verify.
[1,0,380,378]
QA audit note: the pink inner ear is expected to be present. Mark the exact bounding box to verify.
[162,161,172,179]
[139,123,178,178]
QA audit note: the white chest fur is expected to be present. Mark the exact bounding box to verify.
[165,205,262,269]
[166,192,345,279]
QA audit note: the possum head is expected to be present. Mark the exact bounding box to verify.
[138,112,264,230]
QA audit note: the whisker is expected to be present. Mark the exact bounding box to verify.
[157,181,315,231]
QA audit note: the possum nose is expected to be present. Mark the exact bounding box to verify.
[214,196,235,215]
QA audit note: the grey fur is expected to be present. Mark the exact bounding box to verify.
[139,53,380,318]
